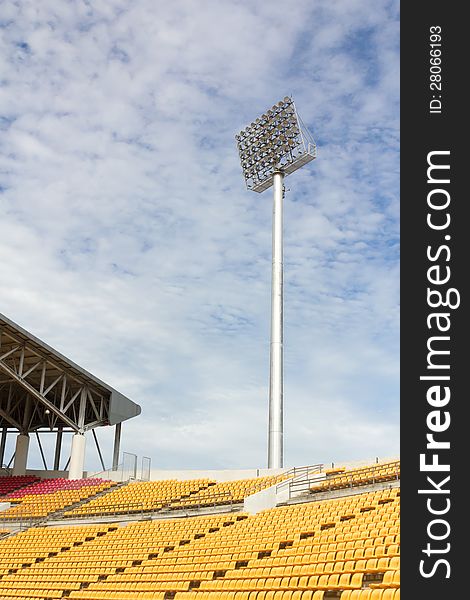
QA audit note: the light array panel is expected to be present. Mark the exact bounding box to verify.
[235,96,316,193]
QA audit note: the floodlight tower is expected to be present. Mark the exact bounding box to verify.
[236,96,316,469]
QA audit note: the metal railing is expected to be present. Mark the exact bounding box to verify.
[0,498,146,528]
[0,505,50,531]
[164,491,235,513]
[87,454,151,483]
[62,501,147,521]
[245,465,324,498]
[141,456,151,482]
[60,491,235,521]
[275,463,324,500]
[86,461,135,482]
[1,489,237,532]
[86,466,120,480]
[282,463,325,480]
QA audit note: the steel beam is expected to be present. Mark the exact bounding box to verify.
[0,362,79,431]
[54,426,63,471]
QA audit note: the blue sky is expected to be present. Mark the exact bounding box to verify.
[0,0,399,472]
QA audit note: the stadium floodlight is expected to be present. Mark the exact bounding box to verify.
[235,96,316,193]
[235,97,316,469]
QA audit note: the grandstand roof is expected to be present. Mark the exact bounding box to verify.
[0,312,141,433]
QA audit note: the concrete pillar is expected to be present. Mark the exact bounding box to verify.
[112,423,121,471]
[12,434,30,476]
[68,433,86,479]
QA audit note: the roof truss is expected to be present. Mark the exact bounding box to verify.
[0,327,110,433]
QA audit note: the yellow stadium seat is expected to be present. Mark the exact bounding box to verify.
[0,468,399,599]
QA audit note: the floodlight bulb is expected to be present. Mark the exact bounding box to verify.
[236,95,316,191]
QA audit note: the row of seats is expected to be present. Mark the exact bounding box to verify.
[6,477,111,499]
[1,479,116,520]
[64,479,215,517]
[311,462,400,494]
[56,592,400,600]
[65,475,286,518]
[174,592,399,600]
[0,514,241,598]
[169,476,287,509]
[181,556,400,578]
[0,484,400,599]
[180,593,400,600]
[0,475,40,497]
[0,525,115,575]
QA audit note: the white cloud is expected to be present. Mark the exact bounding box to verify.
[0,0,399,472]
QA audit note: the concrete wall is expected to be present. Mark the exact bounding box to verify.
[24,458,399,483]
[26,470,73,479]
[25,467,288,483]
[83,467,288,483]
[244,484,278,514]
[244,471,326,514]
[146,468,287,482]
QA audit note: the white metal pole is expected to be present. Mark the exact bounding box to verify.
[268,169,284,468]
